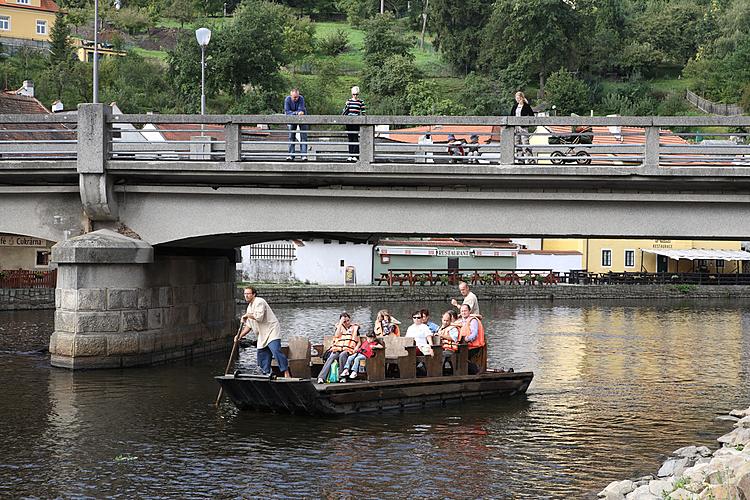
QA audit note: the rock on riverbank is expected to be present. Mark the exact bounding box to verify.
[599,407,750,499]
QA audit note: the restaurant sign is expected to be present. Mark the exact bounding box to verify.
[436,249,472,257]
[652,240,673,249]
[0,235,46,247]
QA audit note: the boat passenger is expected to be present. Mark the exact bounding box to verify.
[458,303,485,372]
[236,286,290,378]
[374,309,401,337]
[405,310,433,356]
[317,312,361,384]
[438,310,461,363]
[451,281,480,315]
[420,308,440,334]
[341,331,383,381]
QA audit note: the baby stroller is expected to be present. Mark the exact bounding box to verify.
[549,126,593,165]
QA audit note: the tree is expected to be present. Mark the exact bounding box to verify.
[49,12,73,65]
[430,0,493,74]
[99,53,176,112]
[405,80,466,115]
[365,54,421,114]
[456,72,520,116]
[283,16,316,73]
[480,0,579,96]
[111,6,151,35]
[192,0,291,100]
[335,0,375,26]
[362,13,414,69]
[544,69,590,115]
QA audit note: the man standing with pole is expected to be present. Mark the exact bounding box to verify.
[235,286,290,378]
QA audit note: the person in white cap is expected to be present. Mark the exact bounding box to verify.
[342,86,366,162]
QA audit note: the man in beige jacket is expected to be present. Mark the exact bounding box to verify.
[235,286,290,377]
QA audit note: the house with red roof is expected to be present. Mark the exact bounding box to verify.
[0,0,59,53]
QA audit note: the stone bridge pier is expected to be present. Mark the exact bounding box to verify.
[48,230,236,369]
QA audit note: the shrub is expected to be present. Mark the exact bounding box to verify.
[318,29,350,56]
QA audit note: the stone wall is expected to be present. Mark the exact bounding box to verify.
[48,230,237,369]
[236,284,750,304]
[0,288,55,310]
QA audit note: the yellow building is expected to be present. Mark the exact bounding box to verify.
[543,239,747,273]
[0,0,58,52]
[74,39,126,63]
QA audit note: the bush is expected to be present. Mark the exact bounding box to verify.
[544,69,590,115]
[318,29,350,56]
[657,92,690,116]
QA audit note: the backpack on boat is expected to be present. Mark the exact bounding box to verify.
[327,360,339,383]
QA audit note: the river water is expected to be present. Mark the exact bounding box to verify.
[1,298,748,499]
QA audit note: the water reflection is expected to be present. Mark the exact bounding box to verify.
[0,299,748,498]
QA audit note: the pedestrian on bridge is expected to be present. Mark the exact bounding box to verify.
[342,85,366,162]
[235,286,290,378]
[284,88,308,161]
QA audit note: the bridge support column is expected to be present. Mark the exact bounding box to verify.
[48,229,236,369]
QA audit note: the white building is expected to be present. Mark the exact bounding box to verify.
[239,239,374,285]
[516,249,583,273]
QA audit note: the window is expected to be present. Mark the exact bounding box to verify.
[36,20,46,35]
[380,255,390,264]
[0,16,10,31]
[340,260,345,267]
[624,250,635,268]
[17,0,29,4]
[36,250,50,266]
[601,249,612,267]
[323,239,331,244]
[716,259,725,269]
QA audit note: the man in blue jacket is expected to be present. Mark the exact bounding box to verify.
[284,88,308,160]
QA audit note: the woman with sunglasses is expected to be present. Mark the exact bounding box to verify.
[404,310,434,356]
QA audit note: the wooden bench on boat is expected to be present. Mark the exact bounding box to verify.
[383,336,417,379]
[311,335,386,382]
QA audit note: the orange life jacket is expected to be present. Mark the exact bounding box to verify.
[460,316,485,349]
[333,330,358,354]
[438,325,460,352]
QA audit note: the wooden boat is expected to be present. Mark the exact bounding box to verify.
[215,369,533,416]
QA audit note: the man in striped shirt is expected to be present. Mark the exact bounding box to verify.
[342,86,366,161]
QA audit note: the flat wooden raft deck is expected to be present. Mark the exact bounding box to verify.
[216,370,533,416]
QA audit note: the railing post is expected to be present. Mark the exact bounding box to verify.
[358,124,375,166]
[77,103,117,221]
[643,125,660,174]
[500,125,515,166]
[224,123,241,162]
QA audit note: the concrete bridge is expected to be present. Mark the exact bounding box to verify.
[3,104,750,368]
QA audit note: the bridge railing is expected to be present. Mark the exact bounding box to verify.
[102,114,750,170]
[3,110,750,170]
[0,113,78,160]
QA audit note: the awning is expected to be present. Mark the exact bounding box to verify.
[642,249,750,260]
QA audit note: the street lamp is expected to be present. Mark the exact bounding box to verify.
[93,0,121,103]
[195,27,211,115]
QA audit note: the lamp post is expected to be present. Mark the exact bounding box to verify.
[195,27,211,115]
[93,0,121,103]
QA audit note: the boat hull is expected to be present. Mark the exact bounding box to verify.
[216,371,533,416]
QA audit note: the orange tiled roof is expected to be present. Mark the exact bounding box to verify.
[153,123,270,142]
[0,0,59,13]
[383,125,501,144]
[544,125,690,146]
[378,238,516,249]
[0,92,74,142]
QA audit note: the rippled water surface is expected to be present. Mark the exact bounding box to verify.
[1,299,749,499]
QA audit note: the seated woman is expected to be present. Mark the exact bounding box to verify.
[341,331,383,381]
[374,309,401,337]
[405,310,433,356]
[317,312,361,384]
[438,310,461,368]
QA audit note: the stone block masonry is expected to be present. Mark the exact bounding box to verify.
[48,230,237,369]
[236,284,750,304]
[0,288,55,310]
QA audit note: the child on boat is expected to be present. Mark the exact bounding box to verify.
[341,331,383,381]
[374,309,401,337]
[317,312,361,384]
